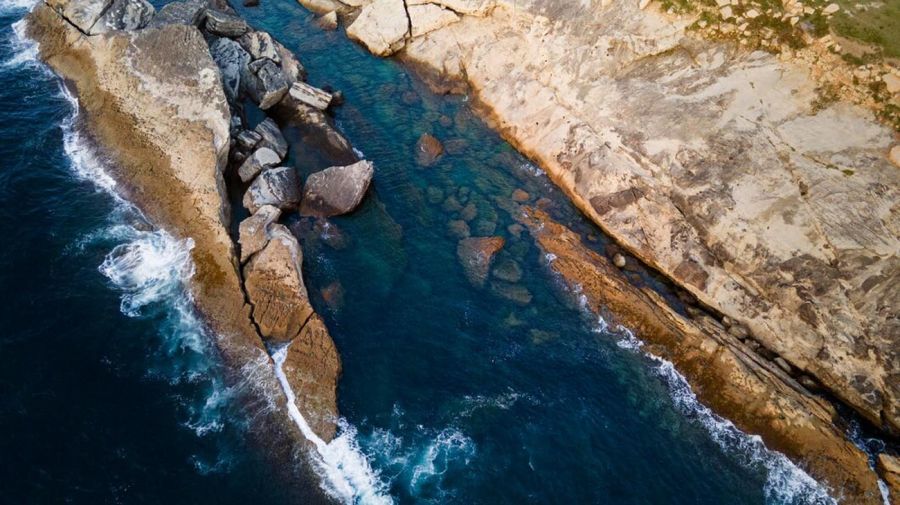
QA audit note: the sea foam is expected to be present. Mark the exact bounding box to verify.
[272,345,393,505]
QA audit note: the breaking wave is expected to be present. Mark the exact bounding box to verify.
[608,320,836,505]
[271,345,393,505]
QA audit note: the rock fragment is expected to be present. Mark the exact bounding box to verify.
[299,160,374,217]
[238,146,281,182]
[204,8,249,37]
[238,204,281,263]
[457,236,505,287]
[244,166,302,212]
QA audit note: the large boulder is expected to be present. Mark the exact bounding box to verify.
[299,160,374,217]
[148,0,206,27]
[243,166,301,212]
[254,118,288,158]
[284,81,332,111]
[209,37,250,101]
[93,0,154,32]
[346,0,408,57]
[278,102,354,160]
[242,224,315,342]
[238,204,281,263]
[280,313,341,441]
[204,8,248,37]
[237,146,281,182]
[457,236,504,287]
[273,39,306,84]
[246,58,290,109]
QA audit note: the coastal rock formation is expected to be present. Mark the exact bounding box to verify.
[307,0,900,497]
[243,224,315,343]
[457,236,504,287]
[238,204,281,263]
[94,0,155,32]
[237,146,281,182]
[518,207,882,504]
[299,160,374,217]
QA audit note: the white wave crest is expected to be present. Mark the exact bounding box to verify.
[610,325,836,505]
[0,0,36,14]
[272,345,393,505]
[3,19,40,69]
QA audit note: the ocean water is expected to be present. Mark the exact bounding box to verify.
[0,0,845,503]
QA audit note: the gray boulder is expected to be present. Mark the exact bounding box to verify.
[299,160,373,217]
[254,118,288,158]
[148,0,206,27]
[204,9,248,37]
[243,166,301,212]
[45,0,112,33]
[236,129,262,152]
[209,37,250,101]
[274,40,306,83]
[238,31,280,62]
[285,81,332,110]
[93,0,155,32]
[246,59,290,109]
[238,146,281,182]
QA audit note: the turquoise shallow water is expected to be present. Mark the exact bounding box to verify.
[0,0,839,503]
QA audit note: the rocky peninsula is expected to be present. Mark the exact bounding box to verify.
[293,0,899,501]
[25,0,373,492]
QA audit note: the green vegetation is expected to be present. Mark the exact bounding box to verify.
[830,0,900,58]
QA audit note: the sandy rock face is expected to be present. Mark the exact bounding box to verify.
[243,225,316,343]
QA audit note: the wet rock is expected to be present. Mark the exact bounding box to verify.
[238,146,281,182]
[148,0,205,27]
[209,37,250,101]
[242,224,314,343]
[416,133,444,166]
[613,253,626,268]
[238,31,281,62]
[280,313,341,441]
[238,204,281,263]
[491,280,532,305]
[94,0,154,32]
[254,118,288,158]
[457,236,504,287]
[204,8,248,37]
[457,186,470,203]
[507,223,524,238]
[246,58,290,109]
[243,166,302,212]
[285,81,333,111]
[447,219,470,239]
[321,281,344,312]
[511,189,530,202]
[243,0,258,6]
[315,219,349,250]
[492,259,522,283]
[317,10,338,30]
[876,454,900,500]
[299,160,374,217]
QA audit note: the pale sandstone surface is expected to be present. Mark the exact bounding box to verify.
[334,0,900,438]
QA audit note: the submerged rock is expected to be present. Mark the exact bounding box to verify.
[490,280,532,305]
[492,258,522,283]
[238,204,281,264]
[243,166,301,212]
[299,160,374,217]
[279,102,354,159]
[317,10,338,30]
[457,236,504,288]
[243,224,314,343]
[416,133,443,166]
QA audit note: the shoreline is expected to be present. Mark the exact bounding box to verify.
[300,0,899,501]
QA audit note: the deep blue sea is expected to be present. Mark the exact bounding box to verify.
[0,0,841,503]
